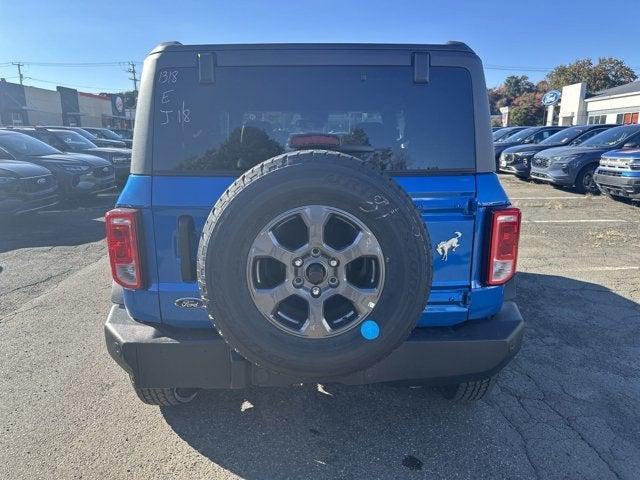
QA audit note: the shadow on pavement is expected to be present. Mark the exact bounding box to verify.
[0,193,116,253]
[161,272,640,479]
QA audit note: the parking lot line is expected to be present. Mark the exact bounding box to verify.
[511,196,591,200]
[522,219,636,224]
[579,266,640,271]
[530,265,640,273]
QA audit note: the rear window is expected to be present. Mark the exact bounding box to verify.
[152,65,475,174]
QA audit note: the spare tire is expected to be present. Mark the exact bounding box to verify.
[197,150,432,378]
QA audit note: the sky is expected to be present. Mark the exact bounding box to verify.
[1,0,639,93]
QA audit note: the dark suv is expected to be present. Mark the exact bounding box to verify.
[104,42,524,406]
[493,126,565,170]
[11,127,131,183]
[0,130,115,198]
[499,124,615,179]
[0,158,59,216]
[47,126,126,149]
[83,127,133,149]
[530,124,640,193]
[492,126,528,143]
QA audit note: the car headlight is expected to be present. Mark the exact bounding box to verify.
[63,165,91,173]
[0,176,19,193]
[629,160,640,170]
[550,154,580,164]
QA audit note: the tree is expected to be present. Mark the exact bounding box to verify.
[179,126,284,171]
[503,75,535,99]
[546,58,637,95]
[509,92,545,126]
[488,75,535,114]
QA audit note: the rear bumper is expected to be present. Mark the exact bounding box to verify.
[594,172,640,199]
[105,302,525,389]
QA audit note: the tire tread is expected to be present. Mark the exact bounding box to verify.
[197,150,432,378]
[442,377,495,402]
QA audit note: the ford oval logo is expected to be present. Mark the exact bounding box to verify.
[542,90,561,106]
[174,297,205,309]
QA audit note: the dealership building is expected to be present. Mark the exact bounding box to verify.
[499,80,640,127]
[0,78,132,129]
[556,80,640,126]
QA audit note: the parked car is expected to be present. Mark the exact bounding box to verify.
[0,157,59,216]
[46,126,126,148]
[110,128,133,141]
[530,124,640,193]
[493,126,566,170]
[83,127,133,148]
[492,126,505,132]
[492,126,527,142]
[104,41,524,406]
[9,127,131,183]
[594,148,640,202]
[0,130,115,198]
[499,124,615,179]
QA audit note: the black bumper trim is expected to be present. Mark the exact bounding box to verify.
[594,173,640,198]
[105,302,525,388]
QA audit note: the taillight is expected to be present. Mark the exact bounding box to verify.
[105,208,143,289]
[486,208,521,286]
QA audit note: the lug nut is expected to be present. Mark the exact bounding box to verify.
[293,277,304,288]
[293,257,304,267]
[329,258,339,267]
[328,277,339,287]
[311,247,321,257]
[311,286,321,297]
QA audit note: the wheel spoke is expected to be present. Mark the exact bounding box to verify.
[338,283,379,313]
[335,231,382,263]
[300,298,331,338]
[299,205,330,246]
[252,283,293,315]
[247,205,385,339]
[250,230,294,264]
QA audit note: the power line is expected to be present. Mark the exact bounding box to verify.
[1,60,142,68]
[23,76,130,91]
[485,64,552,72]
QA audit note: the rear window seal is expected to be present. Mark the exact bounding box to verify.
[150,168,476,177]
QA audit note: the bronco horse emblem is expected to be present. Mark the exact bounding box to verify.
[436,232,462,261]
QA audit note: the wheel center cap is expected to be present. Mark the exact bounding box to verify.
[306,263,326,285]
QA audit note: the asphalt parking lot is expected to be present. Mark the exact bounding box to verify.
[1,177,639,480]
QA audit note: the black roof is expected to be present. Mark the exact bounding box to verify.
[149,41,476,55]
[589,81,640,100]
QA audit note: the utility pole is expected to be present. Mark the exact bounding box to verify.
[125,61,139,126]
[11,62,24,85]
[126,61,138,93]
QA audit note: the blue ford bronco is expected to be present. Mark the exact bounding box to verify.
[595,148,640,202]
[105,42,524,406]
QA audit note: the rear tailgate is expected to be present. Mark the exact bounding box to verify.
[148,173,476,328]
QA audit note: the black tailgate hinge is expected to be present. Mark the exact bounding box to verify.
[413,52,430,84]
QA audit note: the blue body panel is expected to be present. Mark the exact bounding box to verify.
[116,172,510,329]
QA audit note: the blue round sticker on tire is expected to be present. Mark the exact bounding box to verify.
[360,320,380,340]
